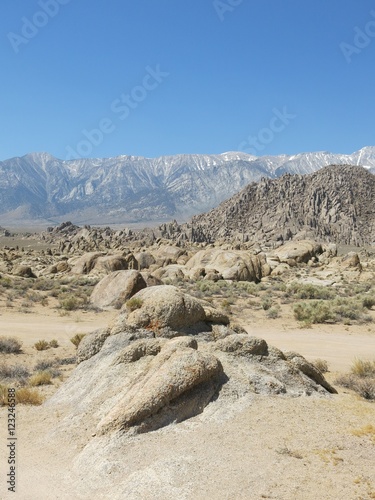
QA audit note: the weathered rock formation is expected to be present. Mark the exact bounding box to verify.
[47,288,337,441]
[189,165,375,246]
[90,270,147,310]
[185,248,270,282]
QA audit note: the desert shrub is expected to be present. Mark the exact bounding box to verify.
[20,300,32,308]
[125,297,143,312]
[235,281,260,296]
[335,358,375,400]
[34,340,50,351]
[70,333,86,348]
[293,301,333,324]
[335,373,357,389]
[59,295,80,311]
[40,297,49,307]
[362,296,375,310]
[287,283,334,300]
[261,297,273,311]
[0,277,12,288]
[15,387,43,405]
[335,374,375,401]
[355,379,375,400]
[312,359,329,373]
[221,299,231,313]
[196,281,213,293]
[49,339,59,348]
[0,363,30,381]
[266,307,280,319]
[0,336,22,354]
[25,291,40,302]
[332,297,369,322]
[29,371,52,386]
[347,284,372,296]
[57,356,76,365]
[33,359,62,377]
[351,358,375,378]
[31,278,56,291]
[293,297,372,325]
[34,359,56,371]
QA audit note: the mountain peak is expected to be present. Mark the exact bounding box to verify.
[0,148,374,226]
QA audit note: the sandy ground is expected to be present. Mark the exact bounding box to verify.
[0,307,374,499]
[0,308,115,349]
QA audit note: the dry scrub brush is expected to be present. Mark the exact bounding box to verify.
[293,297,372,325]
[336,358,375,400]
[0,384,43,406]
[0,336,22,354]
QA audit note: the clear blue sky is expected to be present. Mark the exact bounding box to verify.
[0,0,374,160]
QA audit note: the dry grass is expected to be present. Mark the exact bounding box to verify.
[0,384,7,405]
[15,387,44,405]
[1,384,44,406]
[335,358,375,400]
[351,358,375,378]
[70,333,86,348]
[29,371,52,386]
[126,297,143,312]
[34,339,50,351]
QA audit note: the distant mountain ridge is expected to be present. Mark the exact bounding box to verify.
[190,165,375,246]
[0,148,375,225]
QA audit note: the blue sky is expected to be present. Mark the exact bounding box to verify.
[0,0,374,160]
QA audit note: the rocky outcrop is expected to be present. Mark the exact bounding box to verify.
[93,254,138,273]
[97,338,223,435]
[189,165,375,246]
[47,285,337,442]
[47,325,337,439]
[185,249,270,282]
[69,252,138,275]
[271,240,323,264]
[89,270,147,310]
[13,265,36,278]
[112,285,218,332]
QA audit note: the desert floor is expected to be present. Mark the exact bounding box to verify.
[0,303,374,500]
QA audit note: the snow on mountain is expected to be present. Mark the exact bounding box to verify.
[0,147,374,225]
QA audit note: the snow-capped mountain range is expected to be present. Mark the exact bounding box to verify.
[0,147,374,225]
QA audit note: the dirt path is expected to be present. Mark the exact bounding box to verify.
[0,309,115,348]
